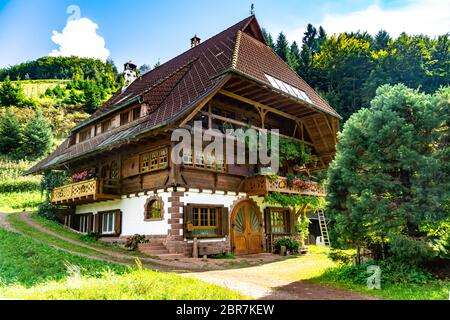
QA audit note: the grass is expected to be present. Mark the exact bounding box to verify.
[29,213,147,257]
[307,246,450,300]
[7,213,110,257]
[0,228,246,300]
[0,268,248,300]
[0,228,125,287]
[0,190,42,212]
[313,269,449,300]
[0,158,42,212]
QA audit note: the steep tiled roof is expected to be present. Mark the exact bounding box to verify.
[26,15,340,175]
[233,31,339,117]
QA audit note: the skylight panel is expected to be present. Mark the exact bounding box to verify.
[264,73,312,104]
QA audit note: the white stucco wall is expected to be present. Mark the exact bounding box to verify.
[75,192,171,236]
[75,190,248,237]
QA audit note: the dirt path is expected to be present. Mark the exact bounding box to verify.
[183,260,377,300]
[0,212,16,232]
[11,212,377,300]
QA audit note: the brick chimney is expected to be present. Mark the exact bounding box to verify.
[190,35,201,48]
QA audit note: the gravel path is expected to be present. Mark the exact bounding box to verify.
[0,212,15,232]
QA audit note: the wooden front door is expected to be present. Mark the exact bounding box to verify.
[231,201,263,255]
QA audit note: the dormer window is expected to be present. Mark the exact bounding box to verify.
[79,128,92,142]
[101,119,112,133]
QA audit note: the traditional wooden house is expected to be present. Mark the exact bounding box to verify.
[26,16,340,257]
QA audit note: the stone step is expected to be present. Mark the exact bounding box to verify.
[157,253,186,260]
[140,249,170,255]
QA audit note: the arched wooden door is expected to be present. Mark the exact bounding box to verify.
[231,201,263,255]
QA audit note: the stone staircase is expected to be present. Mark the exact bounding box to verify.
[138,240,185,259]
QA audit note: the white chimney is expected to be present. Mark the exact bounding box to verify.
[191,35,201,48]
[122,61,137,92]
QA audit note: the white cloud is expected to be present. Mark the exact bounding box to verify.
[49,17,110,61]
[321,0,450,37]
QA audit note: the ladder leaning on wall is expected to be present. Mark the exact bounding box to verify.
[317,209,331,247]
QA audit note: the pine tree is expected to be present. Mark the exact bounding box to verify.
[262,28,275,49]
[83,81,102,114]
[374,30,391,50]
[19,110,53,160]
[0,76,25,106]
[0,110,22,156]
[288,41,301,72]
[327,84,448,262]
[275,32,290,62]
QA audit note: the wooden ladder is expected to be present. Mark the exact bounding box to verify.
[317,209,331,247]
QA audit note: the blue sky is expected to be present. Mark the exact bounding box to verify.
[0,0,449,69]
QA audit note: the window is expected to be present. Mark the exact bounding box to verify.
[140,147,169,173]
[101,119,112,133]
[79,215,91,234]
[183,149,225,172]
[132,107,141,120]
[270,209,289,234]
[192,207,220,236]
[145,199,162,220]
[102,212,115,234]
[110,161,119,179]
[264,73,312,104]
[120,112,130,125]
[79,128,91,142]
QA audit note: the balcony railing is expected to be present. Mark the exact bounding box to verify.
[51,178,120,205]
[242,176,326,197]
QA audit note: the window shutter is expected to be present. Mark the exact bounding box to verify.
[94,213,101,233]
[72,214,80,232]
[114,210,122,235]
[289,210,297,235]
[221,207,229,236]
[88,214,94,233]
[184,205,193,239]
[264,208,271,234]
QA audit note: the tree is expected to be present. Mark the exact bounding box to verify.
[374,30,391,50]
[288,41,301,72]
[19,110,53,160]
[83,81,102,113]
[138,64,151,76]
[275,32,289,62]
[0,76,25,106]
[327,84,449,262]
[262,28,275,49]
[0,110,22,156]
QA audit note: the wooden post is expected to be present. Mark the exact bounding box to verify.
[192,237,199,258]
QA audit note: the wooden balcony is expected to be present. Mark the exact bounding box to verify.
[51,178,120,205]
[242,176,326,197]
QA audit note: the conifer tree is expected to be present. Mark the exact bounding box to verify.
[19,110,53,160]
[275,32,290,62]
[0,110,22,156]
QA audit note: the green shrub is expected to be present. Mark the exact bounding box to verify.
[80,232,101,243]
[328,248,357,264]
[37,201,58,221]
[322,260,435,286]
[210,252,235,259]
[275,237,300,253]
[388,234,437,265]
[0,178,40,193]
[125,234,148,251]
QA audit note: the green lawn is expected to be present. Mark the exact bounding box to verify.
[0,190,42,213]
[313,270,449,300]
[7,213,111,257]
[0,228,125,287]
[29,213,146,257]
[0,227,246,300]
